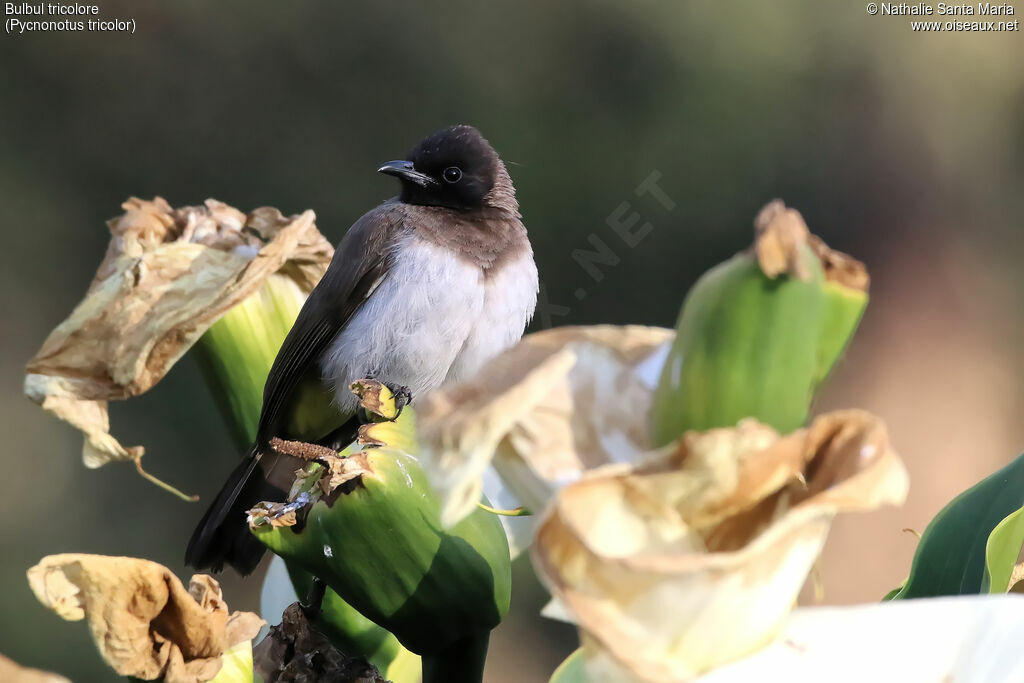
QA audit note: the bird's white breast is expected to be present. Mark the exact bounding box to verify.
[320,233,537,411]
[444,248,538,384]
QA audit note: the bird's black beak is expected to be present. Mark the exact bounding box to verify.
[377,160,438,188]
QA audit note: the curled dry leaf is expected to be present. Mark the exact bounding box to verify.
[752,199,869,291]
[808,234,870,291]
[319,452,373,495]
[26,554,264,683]
[351,378,418,450]
[753,199,813,281]
[0,653,70,683]
[417,325,674,528]
[24,197,333,468]
[533,410,908,682]
[349,379,406,421]
[248,492,313,529]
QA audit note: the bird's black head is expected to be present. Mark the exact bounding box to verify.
[378,125,502,212]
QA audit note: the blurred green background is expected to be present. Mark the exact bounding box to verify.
[3,2,1024,681]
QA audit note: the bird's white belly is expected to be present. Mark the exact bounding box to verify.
[445,250,538,384]
[320,235,537,411]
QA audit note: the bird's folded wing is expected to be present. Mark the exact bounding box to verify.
[255,203,404,448]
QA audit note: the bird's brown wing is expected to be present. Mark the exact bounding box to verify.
[256,200,405,448]
[185,200,405,574]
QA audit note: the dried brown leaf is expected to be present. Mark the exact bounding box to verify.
[410,317,906,680]
[808,234,870,291]
[247,495,312,529]
[532,410,908,682]
[26,554,263,683]
[319,452,371,494]
[418,325,674,527]
[753,199,812,281]
[350,378,403,420]
[753,199,869,290]
[24,197,332,468]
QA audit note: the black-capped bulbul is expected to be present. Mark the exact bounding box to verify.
[186,125,538,574]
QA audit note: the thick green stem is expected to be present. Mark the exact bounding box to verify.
[193,273,306,447]
[189,274,419,681]
[421,633,491,683]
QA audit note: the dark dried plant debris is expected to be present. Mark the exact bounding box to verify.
[254,604,388,683]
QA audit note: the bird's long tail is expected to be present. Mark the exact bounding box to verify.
[185,447,286,575]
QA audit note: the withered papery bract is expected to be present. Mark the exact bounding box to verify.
[24,197,333,468]
[415,323,906,681]
[27,554,264,683]
[0,653,70,683]
[533,411,908,682]
[417,325,675,529]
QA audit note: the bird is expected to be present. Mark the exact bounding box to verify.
[185,125,538,575]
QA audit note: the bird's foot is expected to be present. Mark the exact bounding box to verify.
[386,383,412,420]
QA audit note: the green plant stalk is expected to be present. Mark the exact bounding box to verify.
[253,444,512,666]
[814,280,868,386]
[651,243,869,446]
[651,246,825,445]
[193,273,306,446]
[420,633,490,683]
[285,562,411,673]
[189,273,413,677]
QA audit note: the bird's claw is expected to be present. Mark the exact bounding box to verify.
[388,383,411,419]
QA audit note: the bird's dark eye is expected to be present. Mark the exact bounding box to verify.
[442,166,463,184]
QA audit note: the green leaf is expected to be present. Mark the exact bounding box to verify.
[550,648,587,683]
[983,505,1024,593]
[881,584,904,601]
[891,453,1024,599]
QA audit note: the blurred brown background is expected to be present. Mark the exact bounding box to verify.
[3,2,1024,681]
